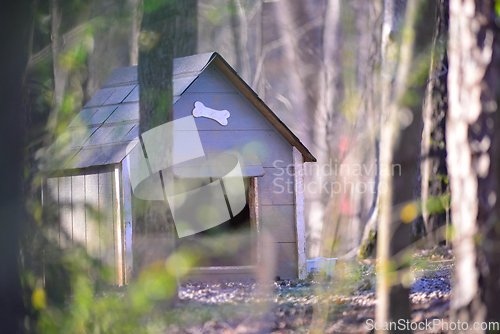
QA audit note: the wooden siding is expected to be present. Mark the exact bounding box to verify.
[99,170,115,282]
[275,243,299,279]
[59,176,72,248]
[260,206,296,243]
[72,175,86,245]
[45,177,60,245]
[45,166,124,285]
[174,64,294,168]
[259,167,295,205]
[194,130,293,167]
[85,173,100,260]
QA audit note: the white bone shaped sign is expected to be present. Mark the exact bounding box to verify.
[192,101,230,126]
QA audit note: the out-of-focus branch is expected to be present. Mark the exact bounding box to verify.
[251,15,323,88]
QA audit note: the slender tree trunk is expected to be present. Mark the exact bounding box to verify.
[357,0,384,260]
[359,142,380,259]
[316,0,342,257]
[255,0,265,97]
[448,0,500,330]
[229,0,251,82]
[46,0,68,137]
[129,0,141,66]
[274,0,322,256]
[420,0,449,241]
[0,1,32,332]
[376,0,419,331]
[133,0,197,279]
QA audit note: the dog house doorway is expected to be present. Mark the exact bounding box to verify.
[178,177,260,277]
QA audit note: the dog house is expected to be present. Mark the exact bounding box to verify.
[41,52,316,285]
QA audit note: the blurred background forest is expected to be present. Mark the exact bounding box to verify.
[24,0,434,259]
[3,0,500,332]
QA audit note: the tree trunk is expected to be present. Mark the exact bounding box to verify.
[46,0,68,138]
[133,0,197,279]
[274,0,323,256]
[255,0,265,97]
[0,1,32,332]
[447,0,500,330]
[315,0,342,257]
[229,0,251,82]
[419,0,449,241]
[376,0,419,331]
[128,0,141,66]
[356,0,384,260]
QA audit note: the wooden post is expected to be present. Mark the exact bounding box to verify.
[114,165,124,286]
[249,177,261,265]
[121,156,134,284]
[293,147,307,279]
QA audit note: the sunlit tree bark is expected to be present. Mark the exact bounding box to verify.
[447,0,500,330]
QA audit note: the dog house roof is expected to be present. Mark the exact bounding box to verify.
[41,52,315,171]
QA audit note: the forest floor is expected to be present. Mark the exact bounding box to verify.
[161,247,454,334]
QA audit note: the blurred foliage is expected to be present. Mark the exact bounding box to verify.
[31,248,197,334]
[143,0,176,13]
[358,229,377,260]
[400,203,419,223]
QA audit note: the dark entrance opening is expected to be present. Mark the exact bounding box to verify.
[177,179,253,267]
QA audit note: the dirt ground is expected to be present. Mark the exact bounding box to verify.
[163,248,454,334]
